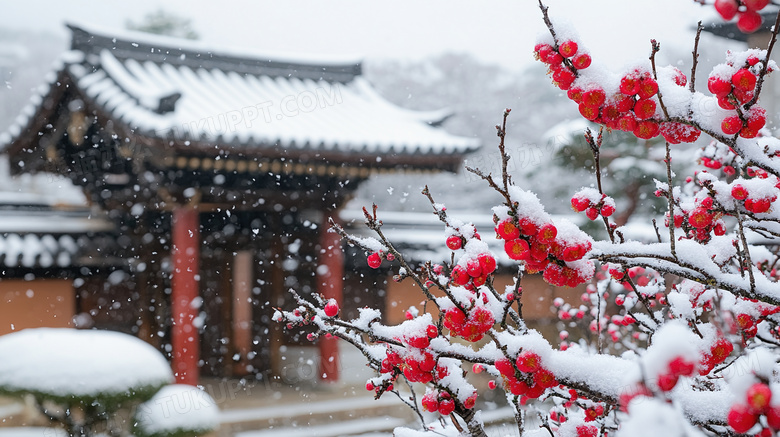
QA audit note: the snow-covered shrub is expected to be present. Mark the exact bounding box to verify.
[133,384,219,437]
[276,3,780,436]
[0,328,173,436]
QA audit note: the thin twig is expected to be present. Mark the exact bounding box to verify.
[650,39,671,120]
[735,208,756,295]
[597,281,603,354]
[665,142,677,259]
[623,274,662,326]
[330,215,441,307]
[584,127,617,243]
[401,379,427,428]
[652,218,662,243]
[498,108,512,191]
[689,21,703,95]
[746,9,780,110]
[538,0,559,46]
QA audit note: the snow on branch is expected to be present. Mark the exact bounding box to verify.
[275,2,780,436]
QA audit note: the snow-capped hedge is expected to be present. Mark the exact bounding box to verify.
[133,384,219,437]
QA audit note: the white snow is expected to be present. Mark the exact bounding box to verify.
[235,417,406,437]
[76,50,477,155]
[618,397,706,437]
[219,394,404,424]
[0,328,173,398]
[0,428,67,437]
[135,384,219,435]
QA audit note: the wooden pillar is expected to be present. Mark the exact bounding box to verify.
[318,216,343,382]
[268,232,285,379]
[232,250,253,374]
[171,206,200,385]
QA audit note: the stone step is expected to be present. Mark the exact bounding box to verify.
[218,394,414,436]
[232,416,407,437]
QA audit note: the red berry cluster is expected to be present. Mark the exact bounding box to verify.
[495,216,592,287]
[549,409,567,424]
[571,189,615,221]
[375,348,448,387]
[534,39,591,91]
[608,265,656,289]
[535,36,701,142]
[699,336,734,375]
[709,56,769,138]
[421,390,478,415]
[547,400,603,433]
[697,141,738,175]
[446,226,498,291]
[714,0,768,33]
[583,404,605,422]
[618,384,654,411]
[591,67,699,142]
[446,234,463,251]
[402,323,439,349]
[659,120,705,145]
[323,299,339,317]
[575,425,598,437]
[737,312,759,339]
[728,382,780,433]
[422,390,456,415]
[656,189,725,243]
[732,179,777,214]
[366,251,394,269]
[443,306,495,342]
[699,156,737,176]
[687,197,725,242]
[585,69,661,139]
[402,351,443,384]
[700,156,731,172]
[445,225,481,252]
[554,299,586,323]
[449,253,497,290]
[539,33,707,143]
[722,106,766,139]
[494,350,558,399]
[733,303,780,340]
[656,356,696,391]
[366,348,410,396]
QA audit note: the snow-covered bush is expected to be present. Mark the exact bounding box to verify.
[133,384,219,437]
[277,3,780,436]
[0,328,173,436]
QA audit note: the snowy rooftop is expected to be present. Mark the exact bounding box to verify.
[0,157,115,270]
[1,23,479,161]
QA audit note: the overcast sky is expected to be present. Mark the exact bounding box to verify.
[3,0,729,71]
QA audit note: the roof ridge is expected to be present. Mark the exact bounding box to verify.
[66,22,363,83]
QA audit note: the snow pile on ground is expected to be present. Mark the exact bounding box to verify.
[0,328,173,401]
[0,428,67,437]
[134,384,219,437]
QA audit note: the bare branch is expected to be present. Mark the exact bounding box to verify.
[689,21,703,94]
[746,9,780,109]
[665,142,677,259]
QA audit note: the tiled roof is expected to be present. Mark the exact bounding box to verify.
[0,233,78,269]
[1,24,479,160]
[0,207,116,270]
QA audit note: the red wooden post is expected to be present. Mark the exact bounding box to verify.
[318,217,343,382]
[171,206,200,385]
